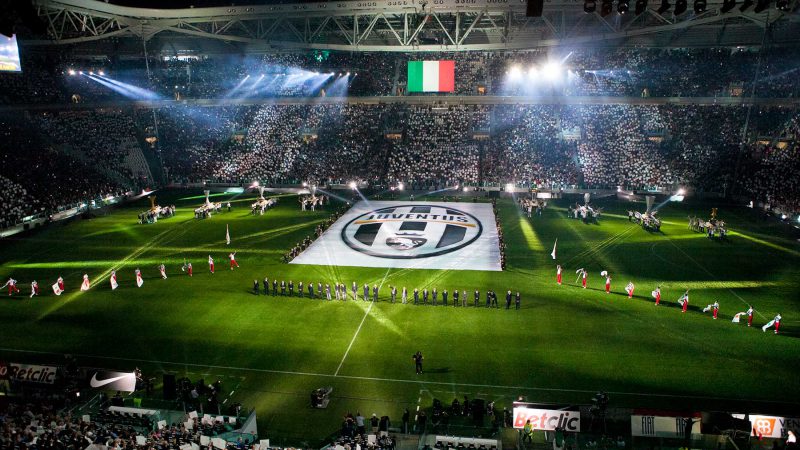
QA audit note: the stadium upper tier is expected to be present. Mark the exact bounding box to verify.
[1,47,799,105]
[0,103,798,230]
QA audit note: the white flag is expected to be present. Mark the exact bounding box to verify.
[703,304,713,313]
[550,238,557,260]
[761,319,776,332]
[136,272,144,288]
[52,283,63,296]
[651,290,658,298]
[732,312,746,323]
[226,224,231,245]
[110,275,118,290]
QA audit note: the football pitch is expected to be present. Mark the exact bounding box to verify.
[1,190,799,445]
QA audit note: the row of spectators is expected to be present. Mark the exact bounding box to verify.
[0,103,798,228]
[2,47,799,103]
[0,398,254,450]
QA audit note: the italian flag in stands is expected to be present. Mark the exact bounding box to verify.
[408,60,455,92]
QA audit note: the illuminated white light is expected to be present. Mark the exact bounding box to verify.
[505,183,514,191]
[463,186,469,192]
[398,182,404,191]
[302,182,307,187]
[677,188,686,196]
[349,181,357,189]
[89,71,94,75]
[781,214,788,220]
[78,70,83,75]
[98,70,105,76]
[68,69,76,76]
[509,66,522,79]
[252,181,259,187]
[543,62,561,80]
[346,71,351,76]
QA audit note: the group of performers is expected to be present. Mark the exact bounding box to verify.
[251,197,277,215]
[298,195,328,211]
[688,211,728,239]
[194,201,223,219]
[557,265,782,334]
[517,198,548,218]
[2,252,240,298]
[567,203,603,223]
[138,204,176,224]
[628,209,661,231]
[251,278,524,309]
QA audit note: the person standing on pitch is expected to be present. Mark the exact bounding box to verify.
[576,268,587,289]
[515,292,521,310]
[159,263,167,279]
[363,283,369,301]
[679,290,690,312]
[556,265,563,285]
[30,280,39,298]
[412,351,424,374]
[372,284,378,302]
[253,280,259,295]
[187,262,193,277]
[625,281,635,298]
[602,271,611,294]
[2,278,19,296]
[746,306,754,327]
[228,252,239,270]
[135,268,144,288]
[352,281,358,301]
[762,313,782,334]
[391,286,397,303]
[208,255,215,274]
[652,286,661,305]
[505,290,512,309]
[402,286,408,304]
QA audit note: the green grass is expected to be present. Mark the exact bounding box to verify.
[1,190,799,446]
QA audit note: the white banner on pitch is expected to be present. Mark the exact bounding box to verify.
[291,201,502,271]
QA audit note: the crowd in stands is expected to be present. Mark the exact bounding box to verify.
[2,47,799,105]
[0,398,254,450]
[1,100,799,228]
[0,113,129,226]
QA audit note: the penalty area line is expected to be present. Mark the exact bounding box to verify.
[0,347,797,406]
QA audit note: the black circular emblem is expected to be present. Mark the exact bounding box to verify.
[341,204,483,259]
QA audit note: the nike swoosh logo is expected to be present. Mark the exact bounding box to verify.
[90,373,130,388]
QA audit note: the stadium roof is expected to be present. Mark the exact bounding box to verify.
[28,0,800,52]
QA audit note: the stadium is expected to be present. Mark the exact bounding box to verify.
[0,0,799,448]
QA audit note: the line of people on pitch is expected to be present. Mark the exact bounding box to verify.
[561,265,783,334]
[251,279,524,309]
[1,253,241,298]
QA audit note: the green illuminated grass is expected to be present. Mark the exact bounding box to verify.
[1,190,799,445]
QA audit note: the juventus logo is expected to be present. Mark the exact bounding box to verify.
[341,205,483,259]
